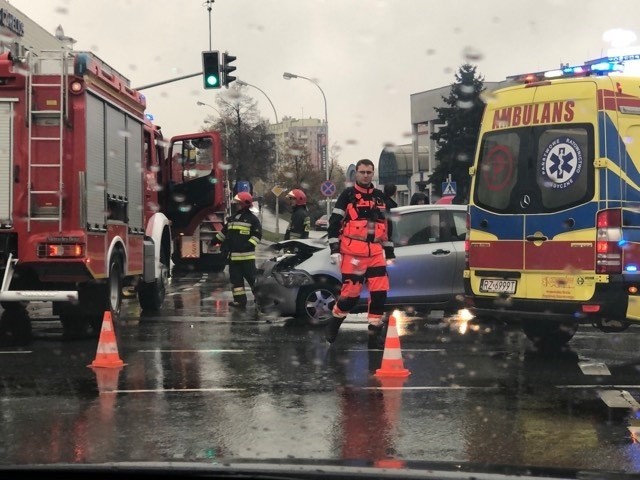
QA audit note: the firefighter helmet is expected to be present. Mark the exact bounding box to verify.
[286,188,307,206]
[233,191,254,208]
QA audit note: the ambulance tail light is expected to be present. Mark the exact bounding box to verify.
[596,209,622,274]
[465,212,470,268]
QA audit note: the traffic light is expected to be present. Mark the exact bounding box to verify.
[202,50,221,89]
[222,52,236,87]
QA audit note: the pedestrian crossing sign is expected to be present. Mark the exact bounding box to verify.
[442,181,456,196]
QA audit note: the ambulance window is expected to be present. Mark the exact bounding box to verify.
[475,132,520,210]
[536,127,591,209]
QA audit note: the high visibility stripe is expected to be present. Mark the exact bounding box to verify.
[230,253,255,260]
[249,237,259,245]
[229,221,252,228]
[229,226,251,233]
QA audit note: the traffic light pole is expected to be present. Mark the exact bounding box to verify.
[134,72,202,91]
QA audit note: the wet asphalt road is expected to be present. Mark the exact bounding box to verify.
[3,254,640,471]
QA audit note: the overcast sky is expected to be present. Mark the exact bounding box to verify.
[9,0,640,169]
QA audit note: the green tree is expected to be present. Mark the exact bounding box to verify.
[427,63,485,203]
[202,86,277,187]
[275,137,316,188]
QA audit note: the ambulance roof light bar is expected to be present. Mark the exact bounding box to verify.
[507,57,625,84]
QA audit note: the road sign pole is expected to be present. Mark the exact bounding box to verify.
[271,186,285,237]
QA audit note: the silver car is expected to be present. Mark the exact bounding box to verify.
[254,204,468,325]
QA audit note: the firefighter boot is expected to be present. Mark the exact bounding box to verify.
[229,300,247,311]
[367,322,387,350]
[325,315,344,344]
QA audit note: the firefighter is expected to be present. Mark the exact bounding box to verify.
[284,188,310,240]
[213,191,262,310]
[325,159,395,346]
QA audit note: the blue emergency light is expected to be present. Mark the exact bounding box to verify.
[508,57,625,84]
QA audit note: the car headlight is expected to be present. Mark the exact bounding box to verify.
[272,270,315,288]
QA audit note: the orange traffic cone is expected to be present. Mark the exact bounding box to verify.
[88,311,126,368]
[375,314,410,378]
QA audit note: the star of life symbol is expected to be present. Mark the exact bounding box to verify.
[541,136,583,189]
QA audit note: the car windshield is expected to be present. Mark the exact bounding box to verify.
[5,1,640,479]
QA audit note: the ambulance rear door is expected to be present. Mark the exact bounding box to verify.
[469,80,598,301]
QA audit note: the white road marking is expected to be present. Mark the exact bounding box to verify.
[578,361,611,376]
[109,387,244,394]
[138,349,244,353]
[599,390,640,409]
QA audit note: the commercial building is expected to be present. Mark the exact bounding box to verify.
[379,82,504,203]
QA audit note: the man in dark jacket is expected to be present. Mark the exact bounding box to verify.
[284,188,310,240]
[213,191,262,310]
[325,159,395,347]
[384,183,398,209]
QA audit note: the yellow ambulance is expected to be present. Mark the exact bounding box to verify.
[465,57,640,347]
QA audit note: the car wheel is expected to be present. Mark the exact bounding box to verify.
[295,278,341,327]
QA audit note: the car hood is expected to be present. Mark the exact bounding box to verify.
[269,238,328,254]
[1,458,610,479]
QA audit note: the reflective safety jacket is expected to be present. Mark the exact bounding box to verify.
[284,205,310,240]
[327,183,395,259]
[214,208,262,261]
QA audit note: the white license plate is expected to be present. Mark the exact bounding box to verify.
[479,279,517,294]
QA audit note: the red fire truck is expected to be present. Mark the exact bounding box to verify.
[0,48,228,342]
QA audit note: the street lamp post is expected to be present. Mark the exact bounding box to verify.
[282,72,330,218]
[235,79,281,234]
[197,100,231,215]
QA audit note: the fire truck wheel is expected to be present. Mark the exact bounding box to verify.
[0,308,32,346]
[138,259,169,312]
[81,254,124,336]
[105,255,124,319]
[0,301,28,312]
[60,305,92,340]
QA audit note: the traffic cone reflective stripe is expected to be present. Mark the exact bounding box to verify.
[375,314,410,378]
[88,311,126,368]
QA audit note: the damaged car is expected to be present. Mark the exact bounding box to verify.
[254,204,468,325]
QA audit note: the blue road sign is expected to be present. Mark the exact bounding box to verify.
[321,180,336,197]
[442,181,457,196]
